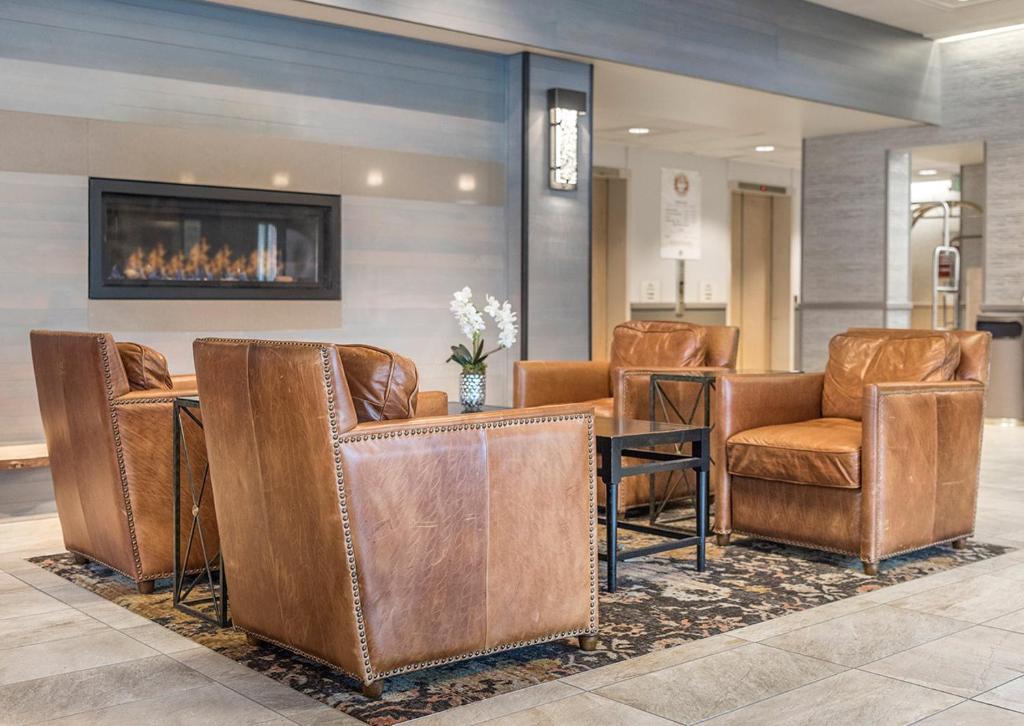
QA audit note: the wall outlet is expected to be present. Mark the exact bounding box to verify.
[640,280,661,302]
[701,282,714,302]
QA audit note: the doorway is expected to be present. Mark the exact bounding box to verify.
[729,189,792,370]
[591,171,629,360]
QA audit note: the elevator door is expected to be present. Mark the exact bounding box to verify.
[730,191,791,370]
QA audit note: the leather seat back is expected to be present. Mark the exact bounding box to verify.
[846,328,990,384]
[609,321,707,372]
[823,330,961,420]
[193,338,366,677]
[29,330,134,571]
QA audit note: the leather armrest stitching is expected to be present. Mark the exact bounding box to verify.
[320,346,374,684]
[113,397,180,406]
[99,335,144,580]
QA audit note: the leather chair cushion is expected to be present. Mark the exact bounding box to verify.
[609,321,707,372]
[336,344,419,421]
[727,418,862,489]
[847,327,989,384]
[822,331,960,420]
[116,341,173,391]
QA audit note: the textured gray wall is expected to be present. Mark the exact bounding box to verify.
[800,29,1024,366]
[521,54,592,360]
[295,0,940,123]
[886,150,912,329]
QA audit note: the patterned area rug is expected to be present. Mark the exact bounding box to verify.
[30,534,1010,725]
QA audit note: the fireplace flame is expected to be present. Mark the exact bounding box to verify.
[111,237,295,283]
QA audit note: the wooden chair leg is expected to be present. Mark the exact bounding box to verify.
[362,680,384,699]
[952,537,968,550]
[861,560,879,576]
[716,533,731,547]
[137,580,155,595]
[578,634,598,652]
[70,553,89,565]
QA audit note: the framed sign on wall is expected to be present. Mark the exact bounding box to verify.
[660,168,701,260]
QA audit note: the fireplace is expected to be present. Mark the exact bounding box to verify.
[89,179,340,300]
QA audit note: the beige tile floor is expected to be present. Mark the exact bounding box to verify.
[1,425,1023,725]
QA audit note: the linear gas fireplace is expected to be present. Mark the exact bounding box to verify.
[89,179,340,300]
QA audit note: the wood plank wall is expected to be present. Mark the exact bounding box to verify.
[297,0,940,123]
[0,0,545,456]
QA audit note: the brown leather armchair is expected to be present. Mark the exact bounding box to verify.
[514,320,738,511]
[29,330,213,593]
[714,328,990,574]
[193,338,598,697]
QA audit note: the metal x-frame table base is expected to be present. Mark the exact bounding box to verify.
[172,397,229,627]
[596,420,710,593]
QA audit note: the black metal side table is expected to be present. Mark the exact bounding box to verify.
[595,417,709,592]
[172,395,229,627]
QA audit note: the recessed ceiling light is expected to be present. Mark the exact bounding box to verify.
[628,127,650,135]
[271,173,290,187]
[755,145,776,152]
[919,169,938,176]
[457,173,477,192]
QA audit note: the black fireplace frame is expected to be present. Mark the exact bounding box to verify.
[88,178,341,300]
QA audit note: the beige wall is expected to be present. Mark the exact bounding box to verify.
[0,111,509,447]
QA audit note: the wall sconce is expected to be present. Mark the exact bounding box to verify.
[548,88,587,191]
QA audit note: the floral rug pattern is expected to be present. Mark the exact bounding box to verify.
[30,534,1010,725]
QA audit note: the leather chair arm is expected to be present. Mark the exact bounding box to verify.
[713,372,824,534]
[715,372,824,440]
[110,395,215,576]
[170,374,198,391]
[861,380,985,563]
[414,390,449,418]
[513,360,610,407]
[336,403,598,669]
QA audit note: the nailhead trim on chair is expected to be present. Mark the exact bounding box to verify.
[337,409,601,682]
[99,335,144,581]
[332,348,600,682]
[235,625,364,682]
[66,548,210,583]
[321,346,374,684]
[198,338,601,687]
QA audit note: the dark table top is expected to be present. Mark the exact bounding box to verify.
[594,416,703,440]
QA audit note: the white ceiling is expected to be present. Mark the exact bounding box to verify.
[806,0,1024,38]
[592,62,915,169]
[909,140,985,181]
[209,0,920,169]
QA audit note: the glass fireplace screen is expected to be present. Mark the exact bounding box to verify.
[89,179,340,300]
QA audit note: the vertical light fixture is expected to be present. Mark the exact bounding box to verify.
[548,88,587,191]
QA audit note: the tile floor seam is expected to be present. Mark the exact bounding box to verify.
[564,637,747,691]
[598,646,853,726]
[731,601,884,642]
[582,640,762,692]
[852,660,1024,701]
[182,657,326,720]
[967,697,1024,716]
[471,689,624,726]
[970,672,1024,704]
[764,607,978,669]
[903,698,968,725]
[23,674,216,726]
[683,666,858,725]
